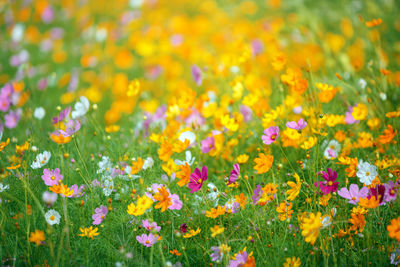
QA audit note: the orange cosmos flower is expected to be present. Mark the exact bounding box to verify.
[365,18,382,27]
[154,186,172,213]
[253,153,273,174]
[29,230,45,245]
[51,133,72,144]
[387,216,400,242]
[378,125,397,144]
[176,162,191,187]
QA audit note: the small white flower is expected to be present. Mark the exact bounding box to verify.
[103,179,114,196]
[45,209,61,225]
[379,92,387,101]
[178,131,196,145]
[71,96,89,119]
[97,156,112,174]
[356,160,377,186]
[142,157,154,170]
[358,78,367,89]
[33,107,46,120]
[31,151,51,169]
[0,183,10,192]
[12,24,24,42]
[174,151,195,166]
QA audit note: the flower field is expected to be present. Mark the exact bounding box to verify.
[1,0,400,266]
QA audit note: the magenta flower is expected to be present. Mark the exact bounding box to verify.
[188,166,208,193]
[142,219,161,232]
[369,184,386,205]
[227,163,240,185]
[384,181,398,202]
[191,65,202,86]
[251,185,262,204]
[314,168,339,195]
[42,168,63,186]
[201,136,215,153]
[92,205,108,225]
[286,118,307,131]
[261,126,279,145]
[52,107,71,124]
[337,184,369,205]
[136,233,158,247]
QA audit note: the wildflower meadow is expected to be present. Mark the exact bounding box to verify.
[1,0,400,266]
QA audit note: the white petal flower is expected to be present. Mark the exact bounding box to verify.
[71,96,89,119]
[33,107,46,120]
[178,131,196,145]
[45,209,61,225]
[0,183,10,192]
[142,157,154,170]
[31,151,51,169]
[356,160,377,186]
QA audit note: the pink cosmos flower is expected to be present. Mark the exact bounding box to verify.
[286,118,307,131]
[42,168,63,186]
[314,168,339,195]
[92,205,108,225]
[227,163,240,185]
[142,219,161,232]
[52,107,71,124]
[136,233,158,247]
[68,184,85,198]
[4,109,21,129]
[262,126,279,145]
[384,181,398,202]
[191,65,202,86]
[337,184,369,205]
[188,166,208,193]
[201,137,215,153]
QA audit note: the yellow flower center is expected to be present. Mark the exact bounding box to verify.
[51,176,55,180]
[366,172,370,176]
[146,240,150,244]
[328,181,333,186]
[198,179,202,184]
[50,215,55,220]
[271,134,277,140]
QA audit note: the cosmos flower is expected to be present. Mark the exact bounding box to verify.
[41,168,63,186]
[314,168,339,195]
[45,209,61,225]
[92,205,108,225]
[338,184,369,204]
[286,118,307,131]
[191,65,202,86]
[31,151,51,169]
[188,166,208,193]
[201,137,215,153]
[356,160,377,186]
[262,126,279,145]
[227,163,240,185]
[136,233,158,247]
[71,96,89,119]
[142,219,161,232]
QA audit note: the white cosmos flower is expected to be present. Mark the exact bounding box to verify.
[0,183,9,192]
[31,151,51,169]
[103,179,114,196]
[33,107,46,120]
[178,131,196,145]
[323,140,341,160]
[142,157,154,170]
[71,96,89,119]
[45,209,61,225]
[357,160,377,186]
[174,151,195,166]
